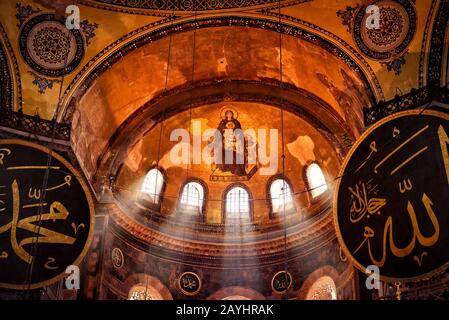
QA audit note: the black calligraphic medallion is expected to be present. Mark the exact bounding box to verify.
[178,272,201,296]
[271,271,292,294]
[0,140,94,289]
[111,248,124,269]
[334,110,449,282]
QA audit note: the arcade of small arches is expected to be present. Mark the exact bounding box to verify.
[127,273,338,301]
[137,163,328,222]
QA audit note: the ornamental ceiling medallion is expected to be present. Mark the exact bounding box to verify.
[178,272,202,296]
[111,247,124,269]
[271,271,293,294]
[349,0,416,74]
[19,13,85,77]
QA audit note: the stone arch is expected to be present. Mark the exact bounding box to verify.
[66,16,377,189]
[0,23,21,112]
[297,266,341,300]
[304,276,337,300]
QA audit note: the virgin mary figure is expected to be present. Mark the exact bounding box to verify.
[213,109,247,176]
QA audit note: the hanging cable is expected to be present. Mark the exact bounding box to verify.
[142,7,176,301]
[277,0,290,300]
[180,9,198,265]
[24,0,78,299]
[186,11,197,185]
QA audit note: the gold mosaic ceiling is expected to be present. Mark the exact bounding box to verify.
[0,0,444,122]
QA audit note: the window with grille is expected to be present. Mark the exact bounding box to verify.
[225,187,250,220]
[128,285,163,300]
[179,182,204,214]
[270,178,294,214]
[306,163,328,198]
[141,168,164,204]
[305,276,337,300]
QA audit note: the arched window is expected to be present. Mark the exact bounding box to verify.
[179,181,205,214]
[222,296,251,300]
[306,163,328,198]
[225,186,250,221]
[270,178,294,214]
[305,276,337,300]
[128,285,163,300]
[141,168,164,204]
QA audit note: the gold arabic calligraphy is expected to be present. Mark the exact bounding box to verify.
[349,123,449,269]
[0,180,75,264]
[353,193,439,267]
[182,277,198,290]
[349,182,386,223]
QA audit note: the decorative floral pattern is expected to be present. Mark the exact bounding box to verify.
[381,53,407,75]
[19,13,85,77]
[91,0,290,11]
[15,3,41,28]
[367,7,404,47]
[29,71,61,94]
[32,26,71,64]
[337,0,416,75]
[80,19,98,46]
[352,0,416,61]
[336,5,361,33]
